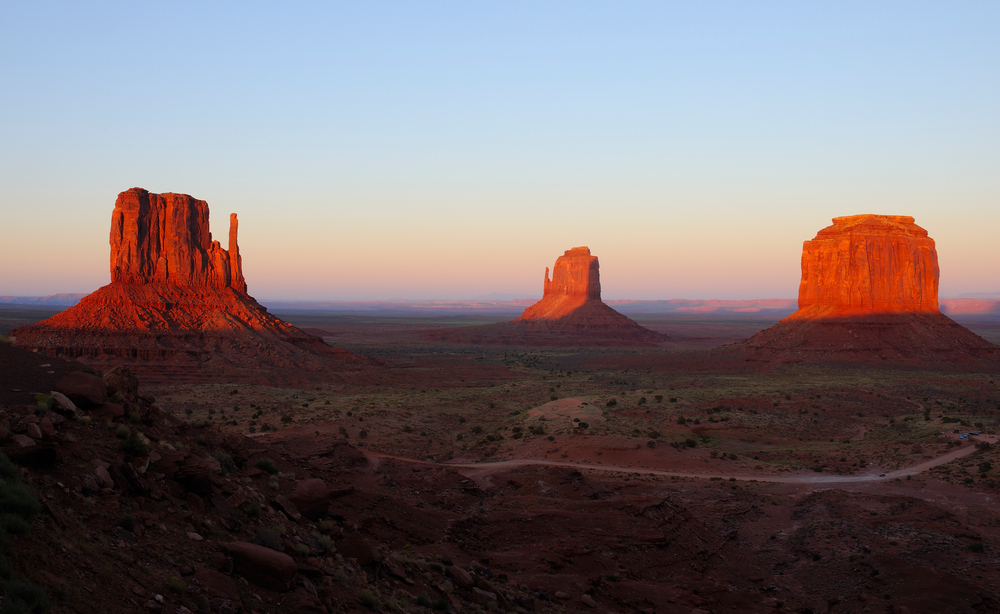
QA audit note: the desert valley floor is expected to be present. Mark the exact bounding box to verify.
[2,307,1000,613]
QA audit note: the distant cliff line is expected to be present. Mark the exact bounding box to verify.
[4,296,999,316]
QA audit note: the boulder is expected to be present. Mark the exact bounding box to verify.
[288,478,330,520]
[222,541,297,592]
[104,366,139,400]
[55,372,107,406]
[447,565,474,588]
[91,402,124,421]
[49,391,79,415]
[336,531,381,565]
[193,570,241,608]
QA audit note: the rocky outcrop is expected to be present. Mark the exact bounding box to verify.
[793,215,939,318]
[732,215,998,366]
[12,188,374,383]
[517,247,601,321]
[111,188,246,292]
[426,247,663,346]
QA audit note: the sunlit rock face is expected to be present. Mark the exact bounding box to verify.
[111,188,247,292]
[517,247,602,321]
[792,215,939,319]
[12,188,353,382]
[731,215,999,366]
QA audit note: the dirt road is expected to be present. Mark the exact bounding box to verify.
[363,437,987,485]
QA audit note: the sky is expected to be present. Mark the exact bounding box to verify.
[1,2,998,301]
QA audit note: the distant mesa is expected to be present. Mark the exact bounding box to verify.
[11,188,370,383]
[426,246,664,346]
[792,215,939,318]
[734,214,999,365]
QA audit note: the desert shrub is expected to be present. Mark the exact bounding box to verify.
[3,579,52,613]
[606,399,617,407]
[648,431,660,439]
[357,589,380,610]
[402,425,413,433]
[120,434,149,458]
[255,458,279,475]
[0,481,40,522]
[113,424,130,439]
[577,422,589,429]
[970,542,984,553]
[669,397,677,403]
[294,543,310,557]
[318,520,335,534]
[0,514,30,537]
[459,417,466,424]
[359,430,368,439]
[654,395,663,403]
[32,394,53,412]
[119,514,136,532]
[243,503,261,518]
[165,577,186,594]
[281,413,293,423]
[684,438,698,448]
[471,426,483,435]
[254,527,284,552]
[211,450,235,475]
[0,457,19,483]
[638,397,647,405]
[317,534,334,552]
[677,416,686,425]
[646,440,656,449]
[979,461,992,473]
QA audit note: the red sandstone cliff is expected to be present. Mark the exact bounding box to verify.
[734,215,998,366]
[792,215,938,318]
[110,188,247,292]
[12,188,370,383]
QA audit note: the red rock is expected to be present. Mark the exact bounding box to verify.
[110,188,245,290]
[792,215,939,318]
[518,247,601,320]
[448,565,474,588]
[91,402,124,421]
[10,188,371,383]
[433,247,663,346]
[288,478,330,520]
[222,541,297,592]
[193,570,241,608]
[55,372,107,406]
[734,214,1000,365]
[336,531,382,565]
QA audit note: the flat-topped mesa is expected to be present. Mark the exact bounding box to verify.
[791,214,939,319]
[110,187,247,292]
[517,247,602,321]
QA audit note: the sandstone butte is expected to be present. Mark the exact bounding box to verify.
[736,214,999,365]
[426,247,663,346]
[12,188,367,383]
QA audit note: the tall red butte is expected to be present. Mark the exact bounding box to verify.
[738,214,998,365]
[426,247,663,346]
[12,188,367,383]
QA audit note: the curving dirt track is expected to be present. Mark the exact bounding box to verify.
[364,436,989,486]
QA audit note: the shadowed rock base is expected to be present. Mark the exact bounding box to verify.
[11,283,373,383]
[732,312,1000,367]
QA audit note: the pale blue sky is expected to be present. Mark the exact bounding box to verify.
[2,2,998,299]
